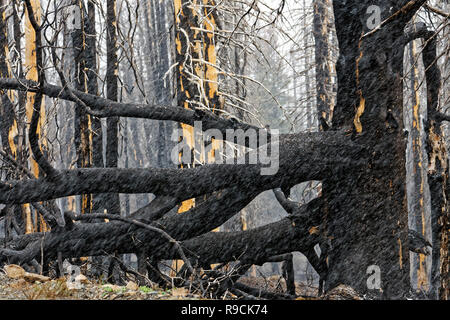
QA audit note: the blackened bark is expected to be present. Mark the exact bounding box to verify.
[0,186,256,263]
[70,1,93,215]
[281,254,296,295]
[322,1,429,298]
[71,2,85,169]
[406,36,429,292]
[311,0,334,292]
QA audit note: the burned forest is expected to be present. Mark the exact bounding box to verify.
[0,0,449,301]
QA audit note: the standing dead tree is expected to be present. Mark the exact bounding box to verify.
[0,0,448,300]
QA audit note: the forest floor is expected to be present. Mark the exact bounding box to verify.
[0,269,320,300]
[0,272,205,300]
[0,270,227,300]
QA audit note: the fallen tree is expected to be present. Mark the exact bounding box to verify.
[0,0,448,300]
